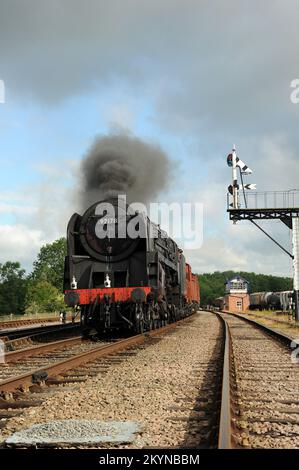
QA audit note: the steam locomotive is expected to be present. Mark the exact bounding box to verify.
[64,197,200,336]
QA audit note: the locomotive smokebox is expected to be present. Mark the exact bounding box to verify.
[79,198,146,263]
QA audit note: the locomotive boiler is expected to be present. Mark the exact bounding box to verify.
[64,197,200,336]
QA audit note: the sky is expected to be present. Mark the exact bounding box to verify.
[0,0,299,277]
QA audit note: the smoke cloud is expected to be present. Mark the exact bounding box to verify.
[80,133,171,210]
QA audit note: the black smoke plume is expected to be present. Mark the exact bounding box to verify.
[80,133,171,209]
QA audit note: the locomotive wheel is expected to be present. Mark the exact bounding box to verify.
[136,319,144,334]
[81,328,91,339]
[134,303,144,334]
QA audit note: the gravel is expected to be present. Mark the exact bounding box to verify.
[6,420,139,445]
[1,312,222,448]
[0,340,111,382]
[222,313,299,449]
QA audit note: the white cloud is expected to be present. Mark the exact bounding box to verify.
[187,220,293,277]
[0,224,45,270]
[105,102,137,131]
[0,160,77,272]
[0,202,36,215]
[0,1,298,279]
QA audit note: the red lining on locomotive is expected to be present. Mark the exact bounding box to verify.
[65,286,152,305]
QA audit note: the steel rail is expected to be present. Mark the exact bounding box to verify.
[214,309,295,449]
[225,311,293,347]
[3,336,84,363]
[0,318,59,329]
[217,315,232,449]
[0,323,80,340]
[0,316,194,393]
[3,324,80,350]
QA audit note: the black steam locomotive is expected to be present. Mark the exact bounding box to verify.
[64,197,200,336]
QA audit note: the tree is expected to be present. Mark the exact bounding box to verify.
[26,280,65,313]
[0,262,28,315]
[31,238,67,291]
[198,271,293,306]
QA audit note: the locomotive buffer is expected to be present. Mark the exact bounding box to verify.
[227,145,299,321]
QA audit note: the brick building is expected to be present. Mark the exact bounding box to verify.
[222,275,250,312]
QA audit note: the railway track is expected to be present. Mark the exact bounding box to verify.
[0,317,197,430]
[0,323,80,348]
[241,311,299,337]
[0,317,63,330]
[0,319,199,396]
[217,312,299,448]
[1,311,297,448]
[0,336,114,391]
[0,312,225,448]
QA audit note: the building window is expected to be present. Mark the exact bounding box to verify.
[231,281,246,290]
[236,300,242,310]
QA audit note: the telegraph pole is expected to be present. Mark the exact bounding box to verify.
[292,218,299,320]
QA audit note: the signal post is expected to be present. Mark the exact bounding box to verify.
[226,145,299,321]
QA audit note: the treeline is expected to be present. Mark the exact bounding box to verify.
[1,243,293,315]
[198,271,293,306]
[0,238,66,316]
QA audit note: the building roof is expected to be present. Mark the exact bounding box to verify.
[225,275,249,285]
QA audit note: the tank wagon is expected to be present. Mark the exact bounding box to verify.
[249,291,293,311]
